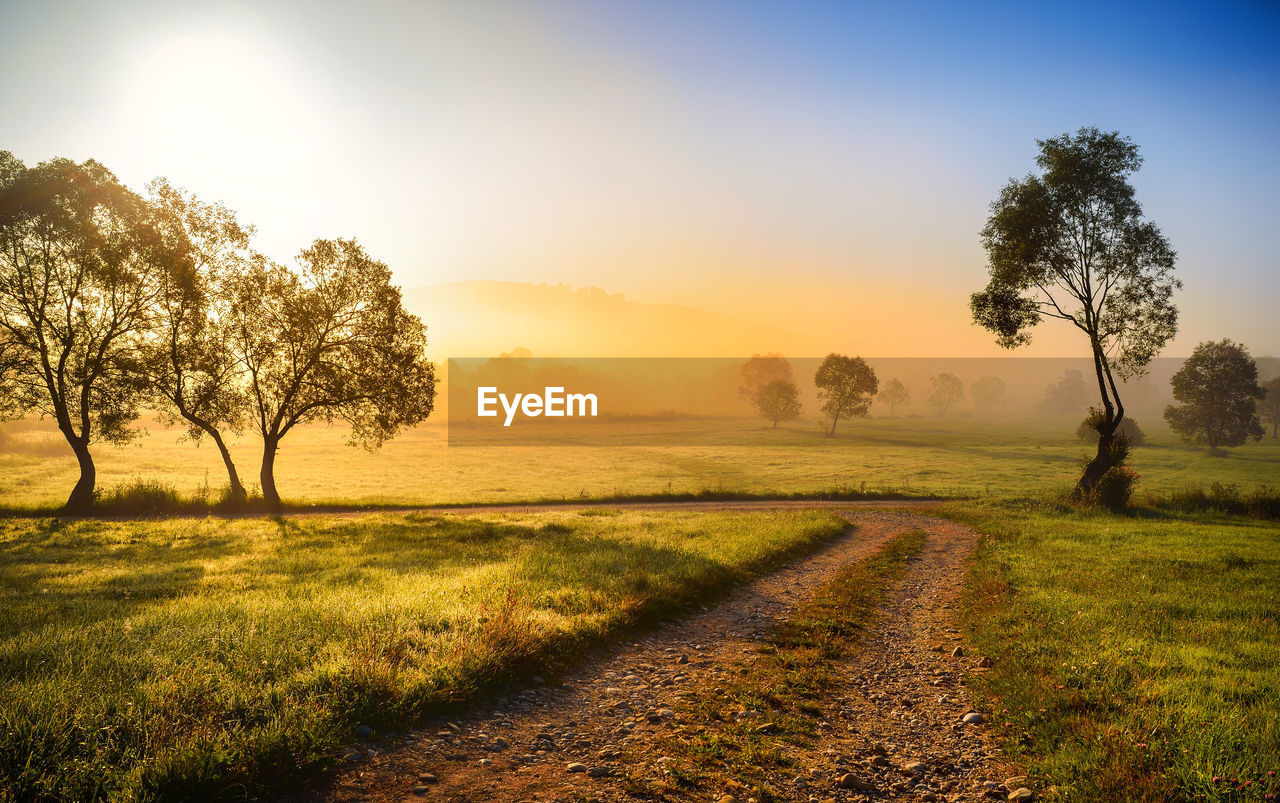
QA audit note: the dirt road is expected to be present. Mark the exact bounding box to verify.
[309,507,1019,802]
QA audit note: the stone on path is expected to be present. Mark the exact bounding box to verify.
[1008,788,1035,802]
[962,712,984,724]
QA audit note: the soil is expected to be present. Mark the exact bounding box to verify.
[306,508,1018,802]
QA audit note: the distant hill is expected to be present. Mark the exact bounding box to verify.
[401,281,802,358]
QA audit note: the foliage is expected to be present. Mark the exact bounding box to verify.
[1156,482,1280,519]
[1076,408,1145,446]
[877,377,910,416]
[969,127,1179,493]
[751,378,802,427]
[1039,368,1089,416]
[970,375,1007,414]
[1164,339,1264,451]
[1258,376,1280,439]
[927,372,964,416]
[738,354,794,403]
[813,353,877,436]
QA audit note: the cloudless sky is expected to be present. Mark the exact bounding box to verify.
[1,0,1276,356]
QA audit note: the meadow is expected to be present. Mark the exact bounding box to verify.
[2,413,1277,510]
[0,508,848,800]
[951,499,1280,801]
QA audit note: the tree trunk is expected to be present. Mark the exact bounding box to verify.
[1075,430,1115,498]
[260,436,281,511]
[66,438,96,511]
[207,429,246,504]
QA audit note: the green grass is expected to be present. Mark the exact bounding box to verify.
[2,415,1278,510]
[641,531,927,801]
[946,499,1280,802]
[0,508,849,801]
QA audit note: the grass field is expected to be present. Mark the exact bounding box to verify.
[2,415,1278,510]
[0,508,848,801]
[949,500,1280,802]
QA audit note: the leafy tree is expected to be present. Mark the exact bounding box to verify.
[752,378,802,427]
[0,153,169,509]
[970,376,1007,415]
[1260,376,1280,439]
[738,354,794,402]
[927,373,964,416]
[814,353,877,436]
[970,127,1178,496]
[143,179,254,502]
[877,377,910,416]
[1076,410,1144,446]
[1039,368,1090,416]
[1164,339,1264,452]
[228,238,437,509]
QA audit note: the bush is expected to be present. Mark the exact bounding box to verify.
[1159,483,1280,518]
[91,479,264,515]
[1088,466,1139,511]
[1076,410,1145,446]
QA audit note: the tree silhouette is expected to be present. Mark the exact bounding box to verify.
[1040,368,1089,416]
[878,377,910,416]
[0,153,169,509]
[752,378,802,427]
[228,238,437,509]
[928,373,964,416]
[814,353,877,436]
[970,376,1007,415]
[143,179,253,502]
[738,354,794,402]
[1164,339,1264,452]
[971,128,1178,496]
[1261,376,1280,439]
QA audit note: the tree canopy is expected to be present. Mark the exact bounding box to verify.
[751,378,802,428]
[1164,339,1264,451]
[877,377,910,416]
[814,353,877,436]
[927,373,964,416]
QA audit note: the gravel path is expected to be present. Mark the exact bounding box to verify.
[309,509,1018,802]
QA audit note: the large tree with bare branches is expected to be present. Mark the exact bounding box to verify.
[0,153,170,509]
[970,128,1179,496]
[227,238,437,509]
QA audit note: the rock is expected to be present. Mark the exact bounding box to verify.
[655,708,676,719]
[492,737,509,750]
[753,722,779,735]
[412,786,430,796]
[1004,776,1028,788]
[1008,789,1035,802]
[951,646,965,658]
[717,796,740,803]
[838,773,878,791]
[902,761,927,775]
[342,751,364,762]
[478,758,492,767]
[962,712,984,725]
[354,724,374,738]
[417,772,437,783]
[587,765,611,778]
[566,762,588,773]
[977,656,993,668]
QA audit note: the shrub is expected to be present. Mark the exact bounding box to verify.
[1088,466,1139,511]
[1160,483,1280,518]
[1076,409,1145,446]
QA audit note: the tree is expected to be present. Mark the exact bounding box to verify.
[752,378,802,427]
[143,179,254,503]
[1040,368,1089,416]
[738,354,794,402]
[1164,339,1264,452]
[0,153,167,509]
[970,128,1178,496]
[228,238,437,509]
[928,373,964,416]
[1260,376,1280,439]
[1076,411,1144,446]
[878,377,910,416]
[970,376,1007,415]
[814,353,877,436]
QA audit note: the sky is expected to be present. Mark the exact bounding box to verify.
[1,0,1277,357]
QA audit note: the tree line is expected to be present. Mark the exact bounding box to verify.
[0,154,437,510]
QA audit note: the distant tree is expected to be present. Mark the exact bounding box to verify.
[1164,339,1264,452]
[1040,368,1090,416]
[143,179,253,503]
[928,373,964,416]
[738,354,794,403]
[878,378,910,416]
[0,153,168,509]
[970,128,1179,497]
[814,353,877,436]
[970,376,1007,415]
[752,379,802,427]
[228,238,438,509]
[1261,376,1280,439]
[1076,412,1145,446]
